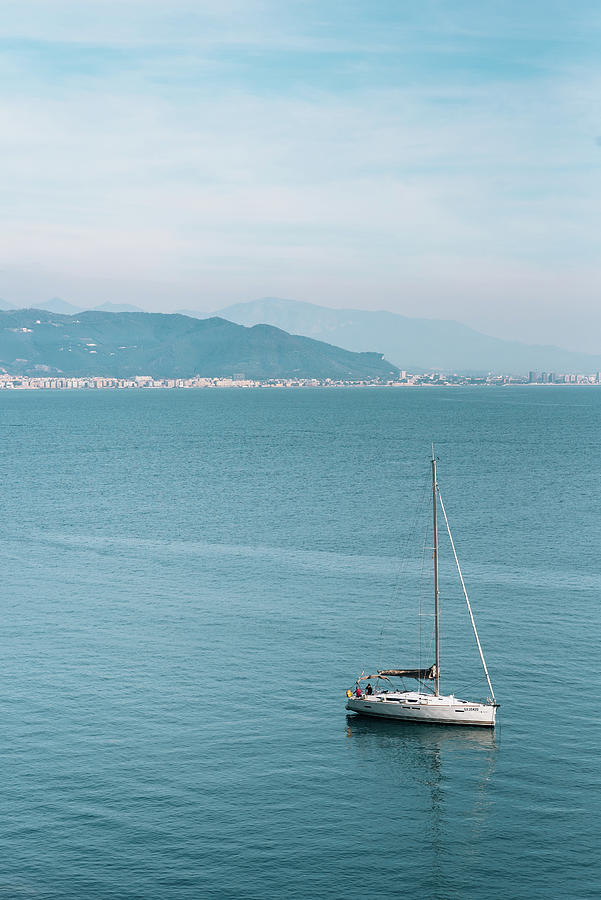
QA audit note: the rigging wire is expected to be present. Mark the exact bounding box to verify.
[437,487,496,702]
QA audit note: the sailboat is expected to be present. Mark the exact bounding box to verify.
[346,453,499,727]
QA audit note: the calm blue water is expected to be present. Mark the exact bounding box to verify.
[0,387,599,899]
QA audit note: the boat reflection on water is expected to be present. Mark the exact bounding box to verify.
[345,714,498,856]
[346,713,498,754]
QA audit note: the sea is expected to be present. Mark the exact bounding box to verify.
[0,386,599,899]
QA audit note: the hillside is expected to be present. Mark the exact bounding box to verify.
[215,297,601,374]
[0,309,398,379]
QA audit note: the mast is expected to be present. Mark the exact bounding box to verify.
[432,450,440,696]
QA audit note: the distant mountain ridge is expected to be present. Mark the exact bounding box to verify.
[4,295,598,374]
[214,297,601,374]
[0,309,398,379]
[0,298,147,315]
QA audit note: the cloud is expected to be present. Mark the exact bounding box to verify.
[0,1,270,46]
[1,1,601,349]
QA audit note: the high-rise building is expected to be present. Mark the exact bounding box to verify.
[528,371,537,383]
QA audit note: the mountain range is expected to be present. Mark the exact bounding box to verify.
[0,309,398,380]
[211,297,601,374]
[2,295,600,374]
[0,298,146,315]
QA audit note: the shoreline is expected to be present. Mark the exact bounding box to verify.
[0,377,600,391]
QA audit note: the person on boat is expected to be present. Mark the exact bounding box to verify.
[366,682,373,695]
[354,684,362,698]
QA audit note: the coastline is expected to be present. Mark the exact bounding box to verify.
[1,375,600,391]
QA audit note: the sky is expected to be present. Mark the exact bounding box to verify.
[1,0,601,350]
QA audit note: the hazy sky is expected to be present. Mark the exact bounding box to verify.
[2,1,601,350]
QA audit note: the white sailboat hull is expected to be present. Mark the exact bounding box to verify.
[346,691,497,727]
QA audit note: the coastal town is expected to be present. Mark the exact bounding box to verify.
[1,371,601,390]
